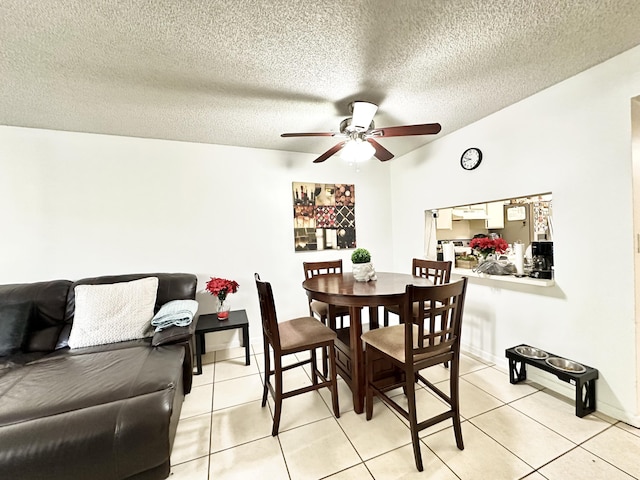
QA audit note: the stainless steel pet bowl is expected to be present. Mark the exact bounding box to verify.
[514,346,549,359]
[545,357,586,374]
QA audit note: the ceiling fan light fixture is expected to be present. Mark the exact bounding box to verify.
[340,139,375,163]
[350,101,378,131]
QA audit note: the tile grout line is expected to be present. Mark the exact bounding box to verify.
[187,348,639,480]
[456,372,571,477]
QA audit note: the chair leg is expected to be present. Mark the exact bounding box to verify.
[383,308,389,327]
[261,340,270,408]
[450,356,464,450]
[311,348,319,385]
[271,357,283,436]
[365,348,374,421]
[402,371,420,396]
[405,369,424,472]
[328,343,340,418]
[320,315,329,378]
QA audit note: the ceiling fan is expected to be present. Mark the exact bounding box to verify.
[280,101,441,163]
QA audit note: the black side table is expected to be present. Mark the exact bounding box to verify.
[194,309,250,375]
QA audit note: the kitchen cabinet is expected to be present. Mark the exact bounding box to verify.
[486,201,505,229]
[436,208,452,229]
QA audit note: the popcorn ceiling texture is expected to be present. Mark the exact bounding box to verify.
[1,0,640,157]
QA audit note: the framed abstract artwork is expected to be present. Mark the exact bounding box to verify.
[293,182,356,252]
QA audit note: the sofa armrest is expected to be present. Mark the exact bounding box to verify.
[151,321,197,347]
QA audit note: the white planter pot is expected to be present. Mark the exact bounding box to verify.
[352,262,376,282]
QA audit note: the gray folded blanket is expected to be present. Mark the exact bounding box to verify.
[151,299,199,332]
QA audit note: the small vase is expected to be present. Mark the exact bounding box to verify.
[217,300,230,320]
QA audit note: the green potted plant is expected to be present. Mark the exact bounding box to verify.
[351,248,376,282]
[455,254,478,269]
[351,248,371,264]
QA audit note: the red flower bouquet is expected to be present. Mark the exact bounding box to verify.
[206,277,239,319]
[206,277,240,302]
[469,236,508,258]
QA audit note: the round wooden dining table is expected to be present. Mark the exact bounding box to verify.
[302,271,433,414]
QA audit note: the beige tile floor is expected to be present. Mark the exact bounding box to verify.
[169,345,638,480]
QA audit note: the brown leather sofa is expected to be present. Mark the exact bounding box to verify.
[0,273,198,480]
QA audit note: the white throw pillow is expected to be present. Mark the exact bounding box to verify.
[68,277,159,349]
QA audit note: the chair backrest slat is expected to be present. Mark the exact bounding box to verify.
[255,273,281,351]
[303,260,343,280]
[412,258,452,285]
[404,278,468,361]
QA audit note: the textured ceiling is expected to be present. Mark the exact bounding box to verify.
[2,0,640,159]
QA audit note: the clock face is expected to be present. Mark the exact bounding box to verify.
[460,148,482,170]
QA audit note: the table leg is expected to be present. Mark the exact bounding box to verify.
[195,332,204,375]
[349,306,365,414]
[243,325,250,366]
[369,306,379,329]
[327,304,337,331]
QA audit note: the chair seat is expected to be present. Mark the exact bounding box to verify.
[279,316,337,351]
[361,325,448,364]
[310,300,349,317]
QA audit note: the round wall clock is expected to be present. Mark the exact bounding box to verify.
[460,148,482,170]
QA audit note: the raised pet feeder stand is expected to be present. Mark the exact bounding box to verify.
[505,344,599,418]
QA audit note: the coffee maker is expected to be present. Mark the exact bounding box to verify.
[529,241,553,279]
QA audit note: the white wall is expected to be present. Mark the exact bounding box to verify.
[0,126,394,349]
[3,44,640,424]
[390,45,640,424]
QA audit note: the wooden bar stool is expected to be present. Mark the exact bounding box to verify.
[255,273,340,436]
[362,277,468,471]
[303,260,351,375]
[303,260,350,329]
[383,258,452,326]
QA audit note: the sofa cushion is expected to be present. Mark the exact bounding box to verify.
[0,343,184,423]
[0,344,185,480]
[68,277,159,349]
[65,273,198,322]
[0,302,32,356]
[0,280,71,354]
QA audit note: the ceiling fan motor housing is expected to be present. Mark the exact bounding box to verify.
[340,117,375,134]
[349,101,379,130]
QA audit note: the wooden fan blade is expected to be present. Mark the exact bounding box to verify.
[371,123,442,137]
[281,132,337,137]
[313,141,347,163]
[367,139,394,162]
